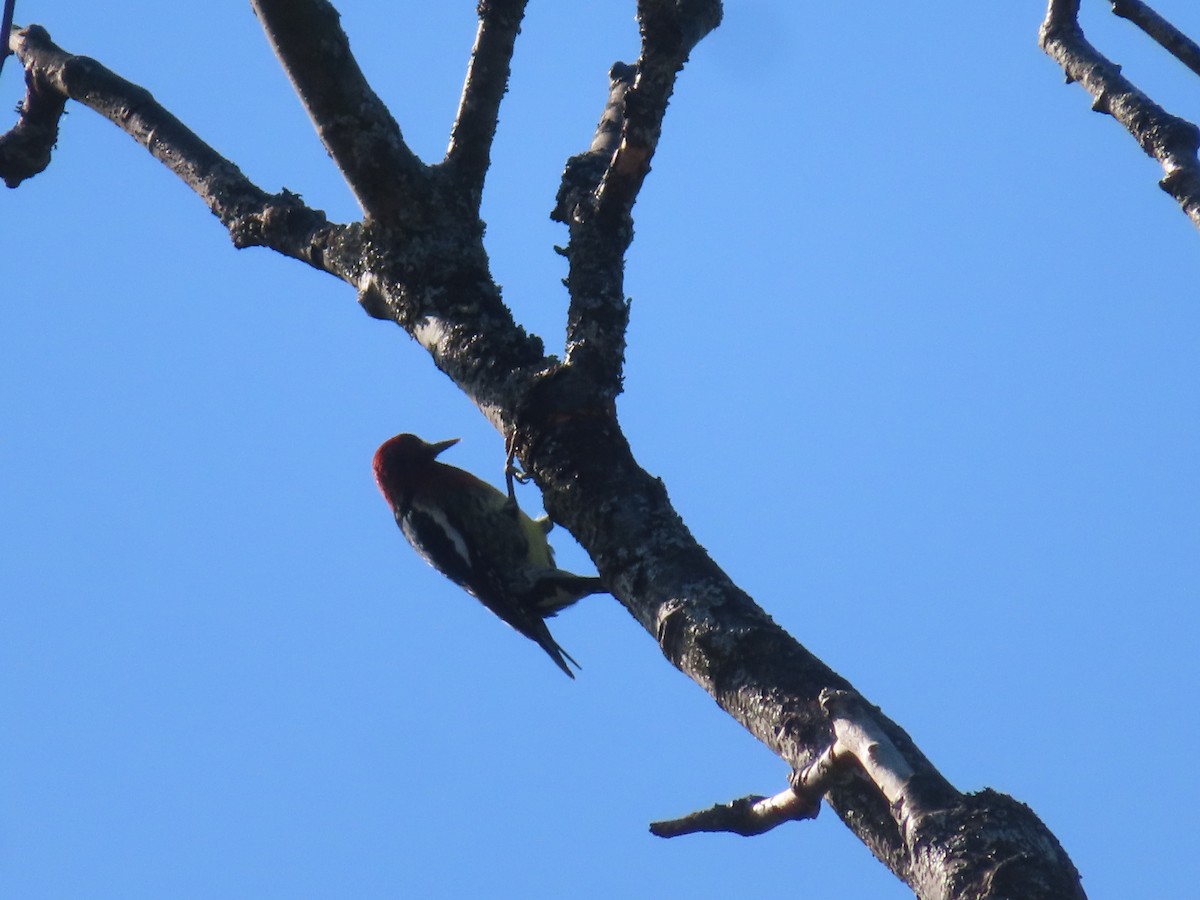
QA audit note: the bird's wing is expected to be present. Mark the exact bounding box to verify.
[401,497,579,677]
[401,500,543,632]
[399,503,476,590]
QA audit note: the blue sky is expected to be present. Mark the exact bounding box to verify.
[3,2,1198,897]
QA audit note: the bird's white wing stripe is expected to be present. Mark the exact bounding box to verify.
[404,501,472,570]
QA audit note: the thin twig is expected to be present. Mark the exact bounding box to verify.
[649,787,820,838]
[1110,0,1200,79]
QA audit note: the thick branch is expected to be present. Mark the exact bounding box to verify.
[1040,0,1200,228]
[251,0,431,225]
[442,0,528,207]
[502,401,1084,899]
[1111,0,1200,78]
[0,25,360,279]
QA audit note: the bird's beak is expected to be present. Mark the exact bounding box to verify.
[430,437,460,457]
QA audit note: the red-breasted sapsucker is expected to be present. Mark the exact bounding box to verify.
[373,433,604,677]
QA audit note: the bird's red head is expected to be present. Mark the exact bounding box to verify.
[373,433,460,501]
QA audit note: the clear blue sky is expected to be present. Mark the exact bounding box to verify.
[3,2,1198,897]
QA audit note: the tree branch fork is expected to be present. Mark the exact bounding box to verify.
[1040,0,1200,228]
[650,688,900,839]
[4,5,1089,898]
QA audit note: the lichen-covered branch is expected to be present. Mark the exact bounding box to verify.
[442,0,529,207]
[551,62,637,394]
[251,0,431,226]
[1040,0,1200,229]
[1110,0,1200,78]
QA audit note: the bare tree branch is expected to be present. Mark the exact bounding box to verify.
[0,25,65,187]
[1040,0,1200,229]
[506,404,1084,898]
[0,25,360,279]
[597,0,723,220]
[652,687,954,839]
[649,787,820,838]
[442,0,529,207]
[0,0,16,79]
[551,1,723,397]
[4,6,1093,897]
[1110,0,1200,78]
[551,62,636,394]
[251,0,431,225]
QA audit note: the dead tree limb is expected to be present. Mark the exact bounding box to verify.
[1111,0,1200,78]
[2,5,1088,898]
[1040,0,1200,229]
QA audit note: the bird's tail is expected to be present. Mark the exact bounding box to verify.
[529,617,580,678]
[533,573,606,616]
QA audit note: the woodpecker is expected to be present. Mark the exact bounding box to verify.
[373,433,604,677]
